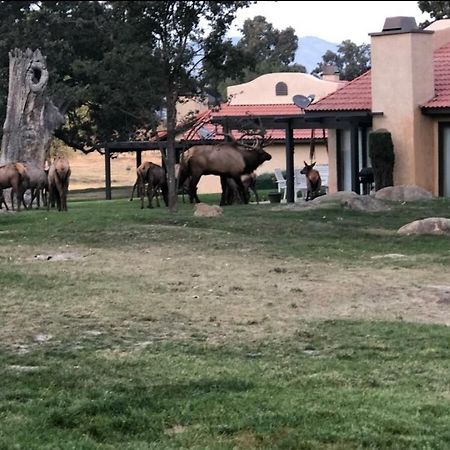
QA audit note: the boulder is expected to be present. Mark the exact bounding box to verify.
[375,185,433,201]
[194,202,223,217]
[397,217,450,235]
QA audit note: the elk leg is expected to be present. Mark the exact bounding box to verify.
[233,176,249,204]
[219,176,229,206]
[188,174,201,203]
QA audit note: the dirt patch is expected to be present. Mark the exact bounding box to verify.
[2,242,450,350]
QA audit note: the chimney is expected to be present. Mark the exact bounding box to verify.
[321,64,340,82]
[369,17,435,189]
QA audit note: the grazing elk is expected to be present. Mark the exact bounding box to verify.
[300,161,322,201]
[130,161,168,209]
[47,156,71,211]
[177,133,272,206]
[0,162,28,211]
[12,163,48,209]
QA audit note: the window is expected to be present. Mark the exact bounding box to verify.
[275,82,288,96]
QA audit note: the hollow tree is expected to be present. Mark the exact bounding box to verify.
[0,48,64,166]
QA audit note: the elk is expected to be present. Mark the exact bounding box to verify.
[0,162,28,211]
[177,132,272,206]
[300,161,322,201]
[47,156,71,211]
[13,163,48,209]
[130,161,168,209]
[224,172,259,205]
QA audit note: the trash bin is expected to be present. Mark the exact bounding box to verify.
[359,167,374,194]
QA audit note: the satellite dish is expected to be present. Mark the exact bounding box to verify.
[292,94,313,109]
[198,127,214,140]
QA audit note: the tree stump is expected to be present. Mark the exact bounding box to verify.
[0,48,65,166]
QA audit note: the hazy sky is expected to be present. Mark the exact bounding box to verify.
[229,1,431,44]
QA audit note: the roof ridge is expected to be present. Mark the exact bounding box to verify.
[308,70,371,109]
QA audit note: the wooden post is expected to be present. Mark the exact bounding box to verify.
[105,146,112,200]
[136,150,142,168]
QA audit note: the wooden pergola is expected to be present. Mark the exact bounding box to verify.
[103,109,372,202]
[211,109,372,203]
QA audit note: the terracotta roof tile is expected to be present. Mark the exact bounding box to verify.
[423,42,450,109]
[211,103,304,117]
[179,109,326,141]
[306,71,372,112]
[307,41,450,112]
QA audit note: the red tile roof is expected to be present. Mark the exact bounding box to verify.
[307,71,372,112]
[423,42,450,109]
[178,108,326,141]
[308,41,450,112]
[211,103,304,117]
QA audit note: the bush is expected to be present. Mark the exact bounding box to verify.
[368,129,395,191]
[256,172,278,190]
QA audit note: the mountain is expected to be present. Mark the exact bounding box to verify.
[295,36,339,73]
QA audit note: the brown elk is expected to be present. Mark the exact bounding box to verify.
[0,162,28,211]
[130,161,168,209]
[177,133,272,206]
[300,161,322,201]
[12,163,48,209]
[47,156,71,211]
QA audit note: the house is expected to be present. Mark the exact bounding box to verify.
[177,71,345,194]
[305,16,450,197]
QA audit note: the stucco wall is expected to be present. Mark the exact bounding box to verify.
[228,73,345,105]
[371,31,435,192]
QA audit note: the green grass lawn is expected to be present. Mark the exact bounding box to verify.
[1,196,450,449]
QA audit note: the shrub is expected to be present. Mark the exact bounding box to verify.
[368,129,395,190]
[256,172,278,190]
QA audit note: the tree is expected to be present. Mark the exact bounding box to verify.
[312,40,370,81]
[141,1,251,212]
[418,1,450,27]
[0,1,251,211]
[0,48,64,165]
[0,1,166,152]
[202,15,305,102]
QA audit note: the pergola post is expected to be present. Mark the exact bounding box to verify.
[285,120,295,203]
[136,150,142,168]
[350,125,360,194]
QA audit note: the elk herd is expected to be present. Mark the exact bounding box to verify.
[131,131,272,209]
[0,155,71,212]
[0,130,323,213]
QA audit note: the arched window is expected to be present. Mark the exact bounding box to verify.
[275,81,288,96]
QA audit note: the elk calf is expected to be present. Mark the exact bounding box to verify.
[300,161,322,201]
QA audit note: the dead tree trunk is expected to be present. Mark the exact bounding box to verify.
[0,48,65,166]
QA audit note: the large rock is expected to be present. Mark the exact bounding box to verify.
[342,195,391,212]
[375,185,433,201]
[194,203,223,217]
[397,217,450,235]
